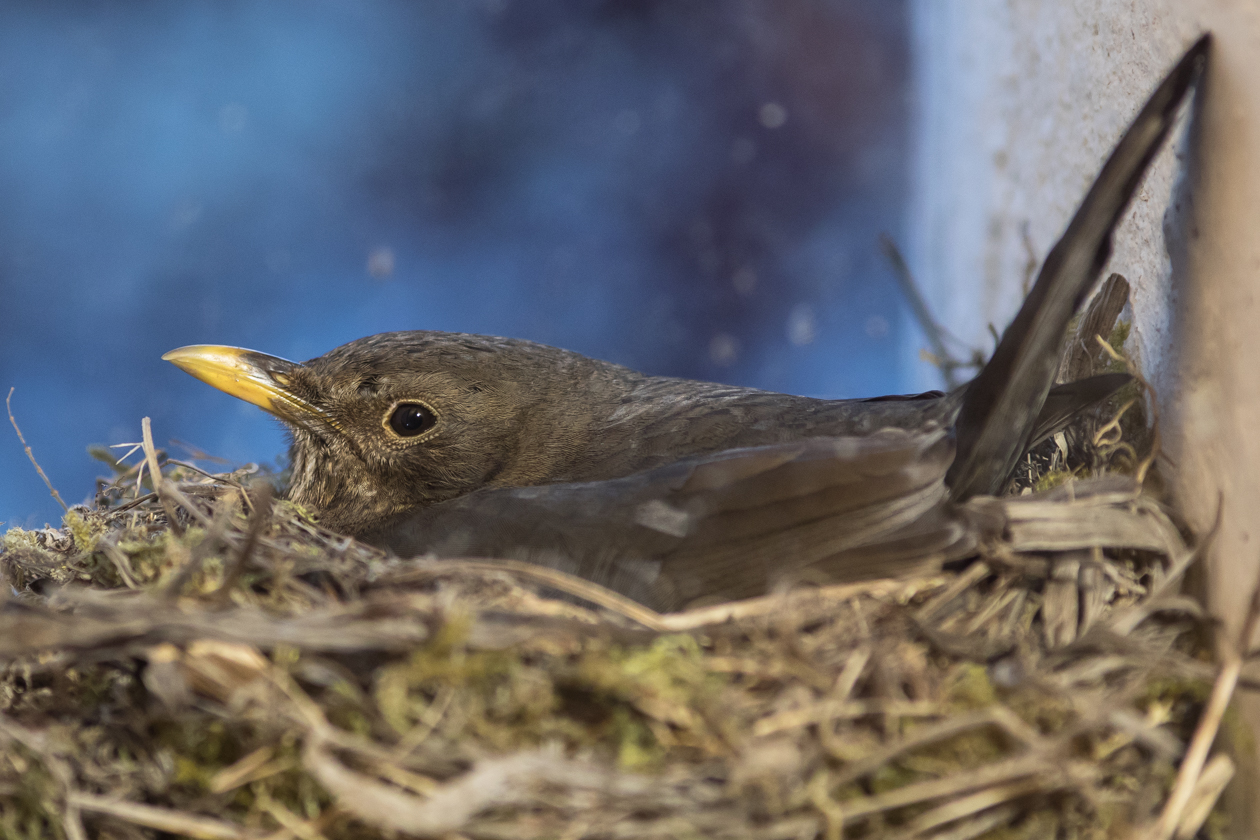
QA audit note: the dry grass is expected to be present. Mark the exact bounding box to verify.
[0,406,1243,840]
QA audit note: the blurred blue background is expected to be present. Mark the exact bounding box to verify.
[1,0,918,528]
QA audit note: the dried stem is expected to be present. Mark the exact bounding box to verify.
[1143,558,1260,840]
[6,387,68,512]
[142,416,184,537]
[68,792,247,839]
[879,234,973,388]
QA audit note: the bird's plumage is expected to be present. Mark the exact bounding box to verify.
[364,427,969,609]
[164,36,1209,611]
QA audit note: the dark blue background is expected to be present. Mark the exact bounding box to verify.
[1,0,918,529]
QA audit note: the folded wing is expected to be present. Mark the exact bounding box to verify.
[366,427,972,611]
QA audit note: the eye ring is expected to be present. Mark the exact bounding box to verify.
[384,400,438,440]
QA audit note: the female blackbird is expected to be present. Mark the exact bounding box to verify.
[164,37,1207,610]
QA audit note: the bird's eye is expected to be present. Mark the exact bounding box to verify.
[388,402,437,437]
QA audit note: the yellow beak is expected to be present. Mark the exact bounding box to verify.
[162,344,331,428]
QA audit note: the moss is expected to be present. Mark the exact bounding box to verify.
[374,613,556,749]
[576,635,722,711]
[610,705,663,769]
[944,663,998,710]
[859,762,918,796]
[1034,466,1079,493]
[1106,320,1132,370]
[0,430,1217,838]
[277,499,318,524]
[1,528,43,554]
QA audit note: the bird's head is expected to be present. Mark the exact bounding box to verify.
[163,331,619,535]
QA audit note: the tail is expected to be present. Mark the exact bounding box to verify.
[947,35,1210,500]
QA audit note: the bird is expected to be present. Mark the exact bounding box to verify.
[164,36,1208,611]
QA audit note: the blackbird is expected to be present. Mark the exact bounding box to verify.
[164,37,1207,610]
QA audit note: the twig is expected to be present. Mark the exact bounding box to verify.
[1171,754,1235,840]
[825,708,1041,790]
[917,562,992,623]
[162,492,239,600]
[158,480,217,529]
[827,753,1053,825]
[207,745,278,794]
[304,742,663,838]
[142,416,184,537]
[879,234,973,388]
[753,700,944,737]
[102,491,157,517]
[168,438,232,464]
[135,417,217,532]
[380,558,672,631]
[1143,556,1260,840]
[1092,399,1136,448]
[393,684,457,758]
[108,441,145,463]
[99,538,140,589]
[7,387,68,512]
[660,578,915,631]
[165,459,248,486]
[256,792,327,840]
[897,803,1019,840]
[67,792,248,839]
[1095,333,1162,485]
[896,778,1043,838]
[213,481,274,602]
[1105,499,1219,638]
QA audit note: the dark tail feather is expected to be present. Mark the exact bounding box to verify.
[1029,372,1132,448]
[947,35,1209,500]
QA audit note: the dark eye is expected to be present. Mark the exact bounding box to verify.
[388,403,436,437]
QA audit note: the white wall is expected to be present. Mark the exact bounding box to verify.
[908,1,1260,824]
[904,4,1203,393]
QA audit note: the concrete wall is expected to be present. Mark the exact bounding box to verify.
[907,0,1260,824]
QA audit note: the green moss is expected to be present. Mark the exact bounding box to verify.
[173,754,216,788]
[277,499,318,524]
[1108,319,1131,354]
[1034,467,1078,493]
[861,762,919,796]
[61,509,104,553]
[113,527,217,585]
[1,528,42,554]
[944,663,997,710]
[0,744,69,840]
[374,613,550,745]
[1146,673,1212,702]
[610,706,663,769]
[576,634,722,711]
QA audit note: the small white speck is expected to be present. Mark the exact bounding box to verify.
[758,102,787,129]
[787,304,817,346]
[732,266,757,296]
[170,199,202,230]
[635,500,692,538]
[864,315,889,339]
[218,103,248,134]
[367,246,395,279]
[709,333,740,366]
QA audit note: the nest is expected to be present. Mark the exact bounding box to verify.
[0,409,1241,840]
